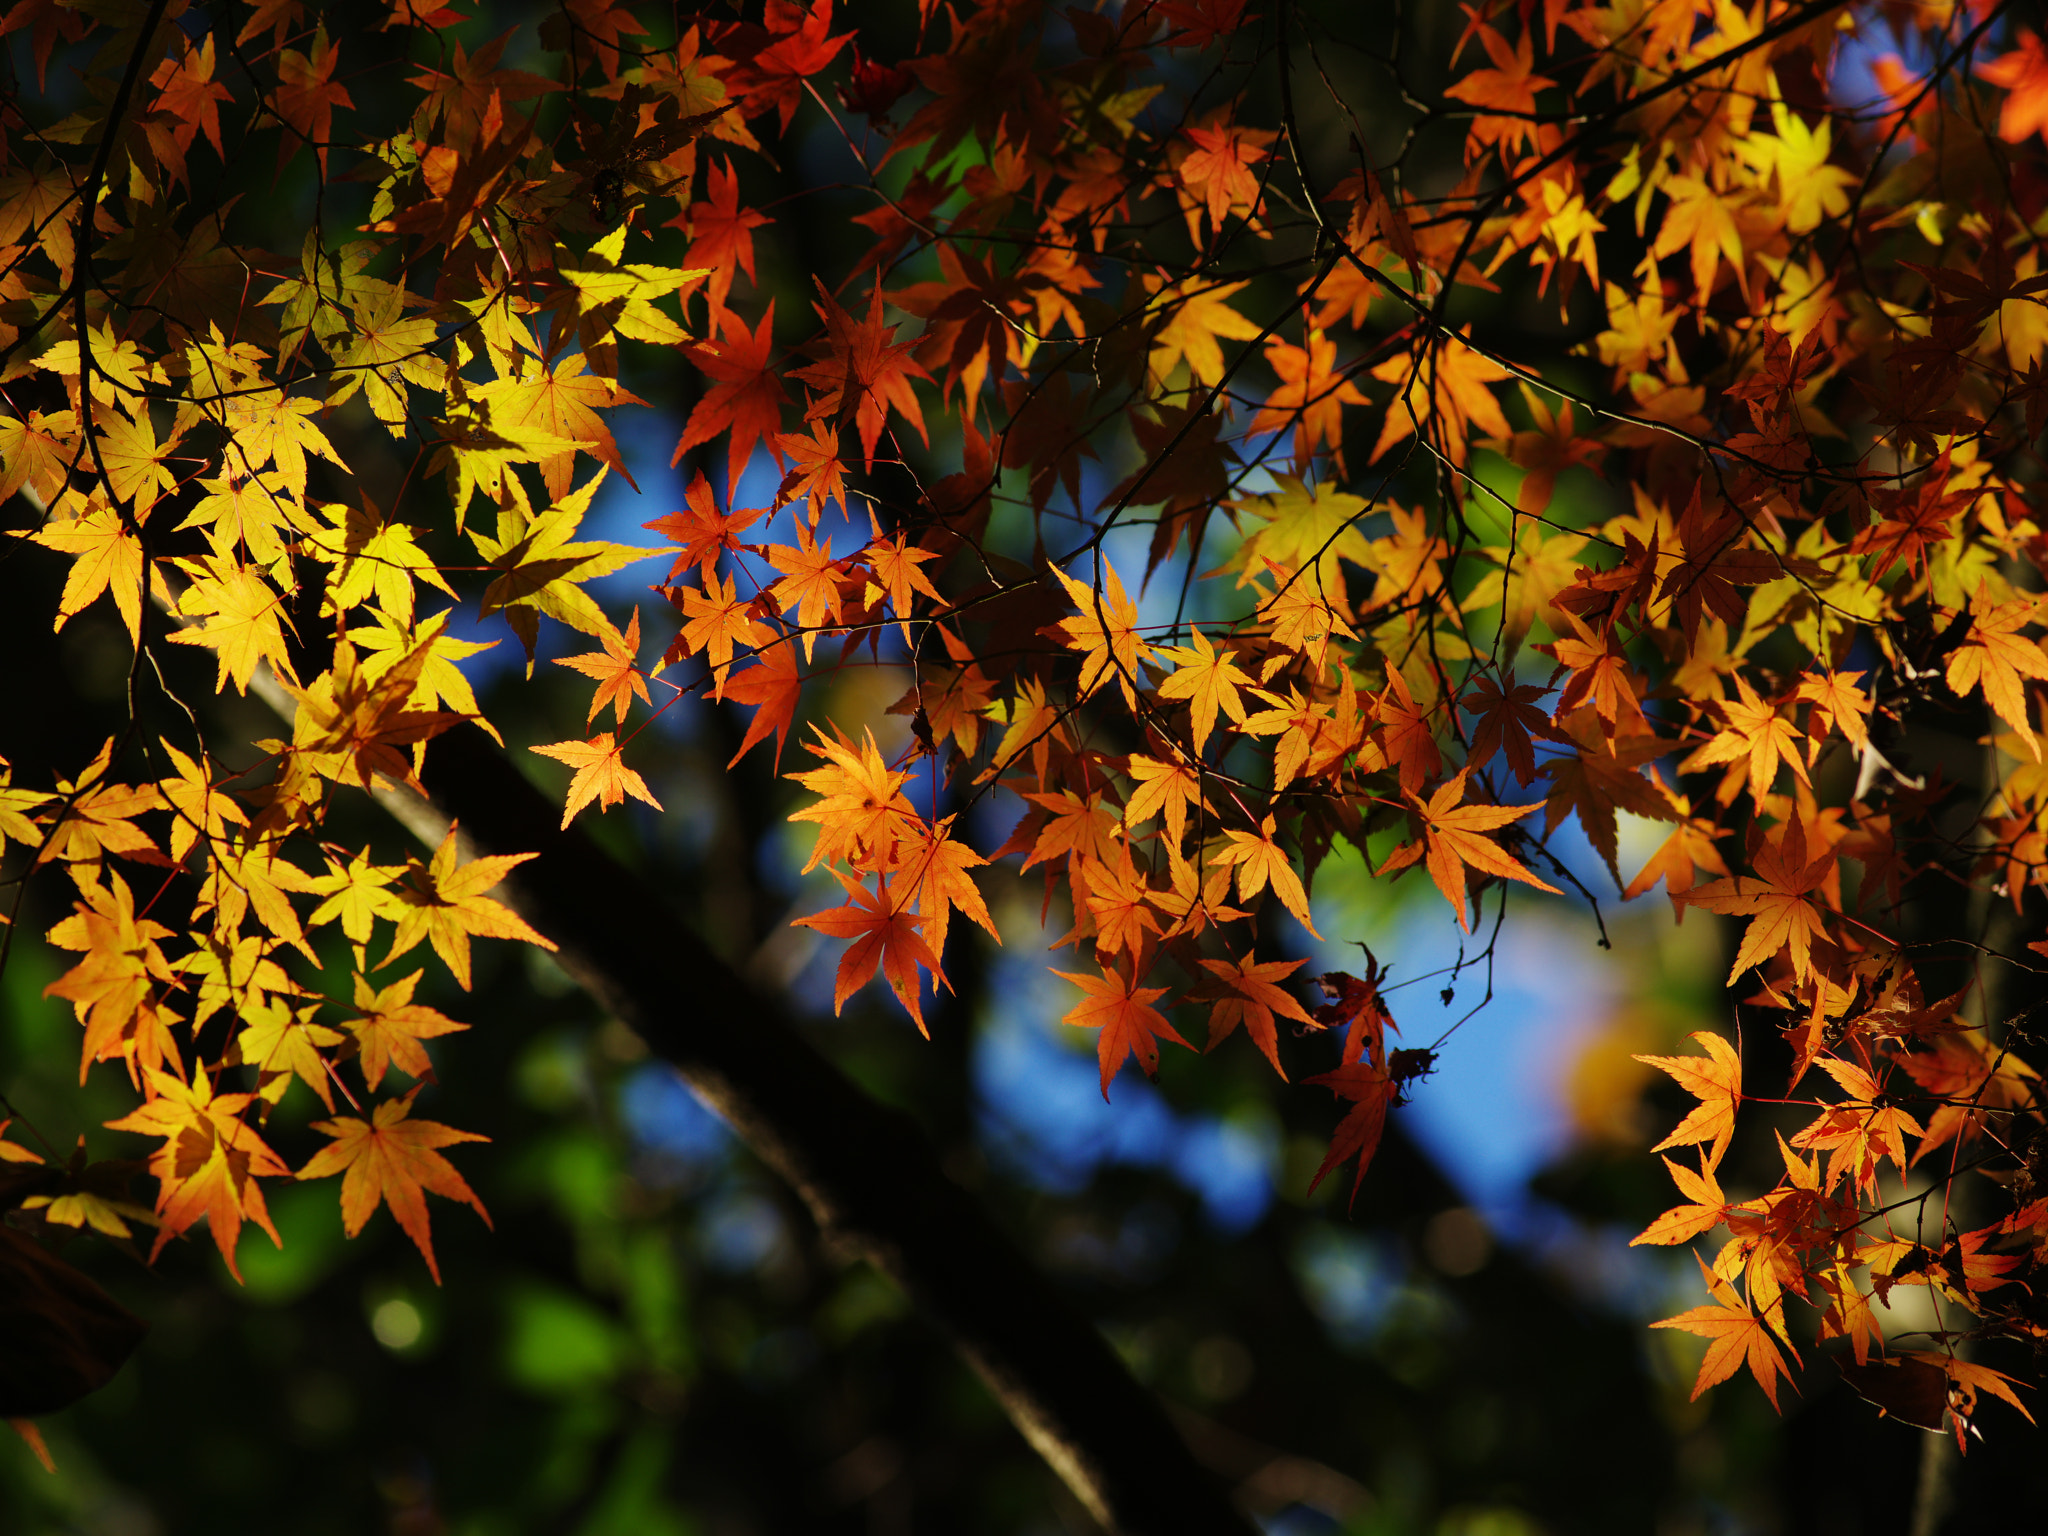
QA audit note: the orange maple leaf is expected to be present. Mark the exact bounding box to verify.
[106,1067,290,1281]
[1156,627,1252,754]
[1678,674,1809,805]
[1195,953,1311,1078]
[1375,661,1443,796]
[383,827,557,991]
[765,520,849,659]
[1251,329,1369,468]
[1368,331,1512,467]
[1215,813,1322,938]
[274,27,354,175]
[1981,30,2048,144]
[794,871,944,1032]
[1442,21,1554,157]
[1678,816,1833,983]
[1945,586,2048,758]
[1385,769,1558,931]
[530,732,662,827]
[790,283,932,469]
[893,815,999,967]
[555,608,651,727]
[644,473,768,585]
[721,641,803,770]
[1790,1057,1926,1199]
[786,727,921,873]
[297,1088,491,1285]
[1055,960,1190,1099]
[1053,559,1157,709]
[773,424,849,520]
[678,301,789,483]
[673,568,770,696]
[1631,1153,1728,1247]
[1653,1256,1799,1411]
[1634,1030,1742,1171]
[1123,752,1210,856]
[346,969,466,1091]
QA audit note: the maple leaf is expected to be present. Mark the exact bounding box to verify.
[556,608,652,727]
[1537,611,1646,733]
[1653,1256,1798,1411]
[1156,628,1252,754]
[728,0,852,132]
[1369,332,1512,467]
[893,815,998,965]
[670,568,769,697]
[384,827,557,991]
[298,1089,491,1284]
[866,516,945,640]
[274,27,353,176]
[1982,30,2048,144]
[679,158,772,309]
[479,353,648,504]
[1143,274,1262,387]
[44,865,177,1085]
[644,472,769,585]
[1375,660,1442,797]
[283,635,466,792]
[167,557,298,693]
[531,732,663,827]
[1632,1153,1730,1248]
[785,727,919,872]
[30,494,144,644]
[1052,559,1157,709]
[236,998,347,1111]
[789,283,932,469]
[1175,113,1272,242]
[1215,814,1322,938]
[472,471,663,672]
[1634,1031,1742,1172]
[1679,815,1833,984]
[1622,799,1732,915]
[105,1068,290,1281]
[677,301,788,484]
[1054,961,1190,1100]
[1790,1057,1926,1198]
[774,424,849,520]
[1794,669,1872,759]
[721,641,803,770]
[1123,753,1209,855]
[306,850,404,949]
[1442,21,1554,157]
[1657,496,1782,646]
[1303,1059,1398,1208]
[1195,954,1311,1078]
[794,871,943,1033]
[1386,770,1558,932]
[1462,671,1554,785]
[1945,586,2048,758]
[1539,714,1677,881]
[765,521,851,659]
[1652,176,1746,302]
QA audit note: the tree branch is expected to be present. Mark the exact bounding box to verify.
[372,726,1258,1536]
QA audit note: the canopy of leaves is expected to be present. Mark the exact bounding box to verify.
[5,0,2048,1522]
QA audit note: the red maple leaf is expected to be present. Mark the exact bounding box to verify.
[790,283,933,469]
[794,870,943,1032]
[677,301,790,487]
[644,473,768,585]
[676,159,772,311]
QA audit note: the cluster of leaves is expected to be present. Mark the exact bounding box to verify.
[7,0,2048,1458]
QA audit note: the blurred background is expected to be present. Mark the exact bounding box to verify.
[5,0,2047,1532]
